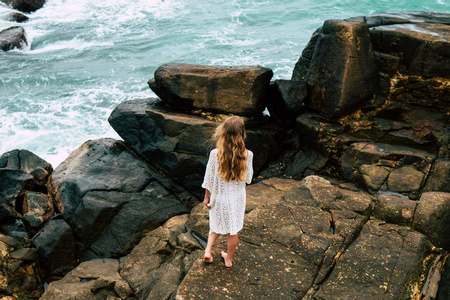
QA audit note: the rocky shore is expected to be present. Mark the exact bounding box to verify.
[0,0,45,51]
[0,11,449,300]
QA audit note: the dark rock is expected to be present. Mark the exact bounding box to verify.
[0,169,33,217]
[369,19,450,78]
[0,219,29,246]
[437,253,450,300]
[413,192,450,250]
[387,166,425,196]
[355,164,390,193]
[120,214,202,299]
[373,193,416,225]
[23,191,54,228]
[148,63,273,116]
[424,159,450,193]
[108,98,283,196]
[340,142,435,198]
[373,51,401,76]
[245,177,299,213]
[292,27,321,81]
[306,20,378,118]
[8,247,37,262]
[49,138,190,259]
[0,26,27,51]
[389,75,450,113]
[0,233,22,249]
[73,190,189,259]
[344,12,450,113]
[282,175,374,215]
[258,144,329,181]
[346,11,450,27]
[8,12,29,22]
[310,219,431,299]
[40,258,132,300]
[1,0,46,13]
[267,79,308,127]
[32,218,77,280]
[0,149,53,186]
[0,234,43,298]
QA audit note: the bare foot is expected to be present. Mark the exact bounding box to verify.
[203,252,213,263]
[221,251,232,268]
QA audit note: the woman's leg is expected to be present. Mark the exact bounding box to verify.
[204,232,219,262]
[221,234,238,267]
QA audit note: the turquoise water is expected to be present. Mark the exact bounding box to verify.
[0,0,449,167]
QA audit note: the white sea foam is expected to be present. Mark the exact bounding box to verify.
[29,39,114,54]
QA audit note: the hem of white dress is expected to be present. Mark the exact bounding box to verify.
[209,226,243,236]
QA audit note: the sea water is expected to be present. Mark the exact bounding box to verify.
[0,0,448,167]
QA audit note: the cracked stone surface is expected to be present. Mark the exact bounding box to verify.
[175,176,435,299]
[311,219,431,299]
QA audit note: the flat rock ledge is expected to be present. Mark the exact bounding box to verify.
[176,176,437,299]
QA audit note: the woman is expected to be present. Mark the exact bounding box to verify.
[201,116,253,268]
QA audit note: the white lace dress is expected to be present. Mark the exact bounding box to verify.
[202,148,253,235]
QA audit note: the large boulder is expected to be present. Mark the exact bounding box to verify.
[40,258,133,300]
[148,63,273,116]
[0,26,27,51]
[0,0,46,13]
[290,12,449,122]
[267,79,308,128]
[32,218,77,280]
[304,20,378,118]
[354,12,450,79]
[108,98,283,196]
[347,12,450,112]
[0,149,53,192]
[49,138,190,260]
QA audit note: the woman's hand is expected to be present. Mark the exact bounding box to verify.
[203,189,211,210]
[203,196,211,210]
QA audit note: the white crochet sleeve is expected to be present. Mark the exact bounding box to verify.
[246,150,254,184]
[201,149,217,192]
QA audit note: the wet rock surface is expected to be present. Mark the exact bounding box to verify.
[7,12,29,23]
[0,26,27,51]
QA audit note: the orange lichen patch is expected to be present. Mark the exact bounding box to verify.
[389,74,450,112]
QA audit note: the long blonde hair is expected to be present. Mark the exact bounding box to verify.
[213,116,248,182]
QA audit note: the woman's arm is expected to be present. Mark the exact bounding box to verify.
[203,189,211,210]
